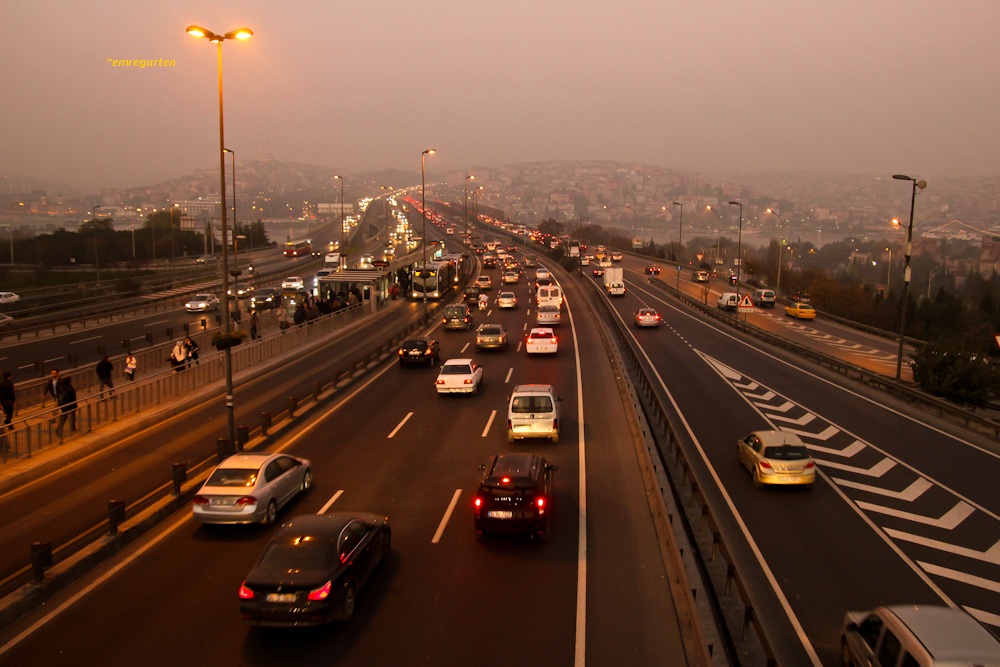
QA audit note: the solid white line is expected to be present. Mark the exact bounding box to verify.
[460,342,470,354]
[431,489,463,544]
[920,562,1000,593]
[965,606,1000,628]
[388,412,414,438]
[504,367,513,384]
[482,410,496,438]
[144,320,169,327]
[69,336,101,345]
[318,489,344,514]
[565,297,588,667]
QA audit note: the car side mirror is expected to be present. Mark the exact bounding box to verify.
[548,464,559,472]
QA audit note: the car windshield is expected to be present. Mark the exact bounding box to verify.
[441,365,472,375]
[258,536,331,570]
[206,468,259,487]
[511,396,553,413]
[401,341,427,350]
[763,446,810,460]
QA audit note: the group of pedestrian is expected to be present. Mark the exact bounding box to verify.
[169,336,200,372]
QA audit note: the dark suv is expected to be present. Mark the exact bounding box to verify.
[473,453,557,542]
[442,304,473,330]
[398,337,440,367]
[251,288,280,311]
[462,286,482,304]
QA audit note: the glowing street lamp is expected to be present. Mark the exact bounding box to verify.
[333,175,345,248]
[186,23,253,448]
[891,174,927,380]
[464,174,475,239]
[766,208,786,295]
[420,148,436,312]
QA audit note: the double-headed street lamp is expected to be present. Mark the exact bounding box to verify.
[333,175,345,249]
[706,205,724,268]
[728,201,744,295]
[464,175,475,239]
[186,23,253,448]
[892,174,927,380]
[766,208,785,295]
[672,200,684,288]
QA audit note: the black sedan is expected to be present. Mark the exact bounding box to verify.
[239,512,391,626]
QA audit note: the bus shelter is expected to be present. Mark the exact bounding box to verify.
[316,269,388,313]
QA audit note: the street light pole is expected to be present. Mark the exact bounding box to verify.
[91,205,101,283]
[766,208,785,295]
[420,148,436,314]
[464,175,475,240]
[381,185,392,245]
[706,205,724,268]
[333,175,344,249]
[728,201,744,297]
[8,201,24,264]
[892,174,927,380]
[187,24,253,448]
[672,200,684,288]
[224,148,238,253]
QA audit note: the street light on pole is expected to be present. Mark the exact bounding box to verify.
[706,205,724,268]
[464,175,475,240]
[420,148,436,313]
[8,201,24,264]
[380,185,392,246]
[473,186,483,228]
[91,205,101,283]
[892,173,927,380]
[187,23,253,448]
[333,175,344,249]
[728,201,744,297]
[766,208,785,295]
[672,200,684,288]
[223,148,238,253]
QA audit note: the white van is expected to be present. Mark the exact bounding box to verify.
[717,292,739,311]
[536,285,563,309]
[507,384,562,443]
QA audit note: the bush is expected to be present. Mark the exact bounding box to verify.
[911,340,1000,410]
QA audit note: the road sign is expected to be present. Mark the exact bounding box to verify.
[696,253,704,262]
[737,293,755,313]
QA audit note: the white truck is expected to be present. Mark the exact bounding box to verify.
[604,267,625,297]
[324,253,343,271]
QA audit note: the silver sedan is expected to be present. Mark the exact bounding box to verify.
[192,453,313,524]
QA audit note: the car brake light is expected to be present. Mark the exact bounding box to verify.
[551,336,558,344]
[804,461,815,469]
[436,379,445,384]
[193,496,209,505]
[238,582,255,599]
[464,378,472,384]
[235,496,257,506]
[474,496,483,508]
[307,581,332,601]
[759,460,773,469]
[536,497,546,508]
[500,476,511,485]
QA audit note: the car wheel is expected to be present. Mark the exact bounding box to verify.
[507,430,515,444]
[262,499,278,524]
[752,468,764,489]
[340,581,357,621]
[301,468,313,492]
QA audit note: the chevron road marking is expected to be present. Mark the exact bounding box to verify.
[761,400,796,413]
[770,412,817,427]
[965,607,1000,629]
[858,500,974,529]
[919,563,1000,594]
[778,424,840,441]
[805,440,867,458]
[743,389,776,401]
[813,457,896,476]
[884,531,1000,565]
[834,476,933,500]
[734,380,760,391]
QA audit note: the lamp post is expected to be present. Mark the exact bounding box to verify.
[473,186,483,229]
[728,201,744,297]
[766,208,785,295]
[885,247,892,288]
[91,205,101,283]
[420,148,436,312]
[223,148,238,253]
[672,200,684,288]
[7,201,24,264]
[333,175,344,249]
[187,23,253,448]
[892,174,927,380]
[380,185,392,245]
[706,205,724,268]
[464,174,475,240]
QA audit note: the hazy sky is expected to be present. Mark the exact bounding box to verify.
[2,1,998,191]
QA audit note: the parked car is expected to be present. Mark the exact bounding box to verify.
[474,453,557,541]
[185,293,220,313]
[635,308,661,327]
[475,324,509,351]
[398,337,440,367]
[525,328,558,355]
[435,358,484,394]
[841,604,1000,667]
[192,453,313,525]
[785,302,816,319]
[736,430,815,488]
[238,512,391,626]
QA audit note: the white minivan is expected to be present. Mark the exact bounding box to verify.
[507,384,562,443]
[536,285,563,309]
[717,292,739,311]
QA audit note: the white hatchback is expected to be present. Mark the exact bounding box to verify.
[525,328,558,355]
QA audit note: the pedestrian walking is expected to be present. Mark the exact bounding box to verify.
[169,340,187,372]
[250,310,259,340]
[0,370,15,431]
[41,369,60,407]
[293,301,306,325]
[55,376,77,436]
[96,355,115,398]
[276,303,290,331]
[124,353,137,381]
[183,336,200,367]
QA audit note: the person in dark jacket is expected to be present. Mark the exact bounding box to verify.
[56,376,77,436]
[96,355,114,398]
[0,370,15,431]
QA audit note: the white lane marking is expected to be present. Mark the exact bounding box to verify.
[431,489,463,544]
[482,410,496,438]
[564,296,588,667]
[516,341,523,352]
[886,531,1000,564]
[806,440,866,457]
[858,500,974,530]
[69,336,101,345]
[965,606,1000,629]
[318,489,345,514]
[388,412,413,438]
[460,343,470,353]
[44,357,64,364]
[813,457,896,477]
[834,477,932,501]
[504,367,513,383]
[769,412,816,426]
[144,320,169,327]
[920,562,1000,594]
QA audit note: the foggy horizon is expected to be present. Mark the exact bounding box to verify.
[2,1,998,192]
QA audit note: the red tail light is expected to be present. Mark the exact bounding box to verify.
[238,582,254,599]
[535,497,546,508]
[193,496,209,505]
[464,378,472,384]
[474,496,483,508]
[436,379,445,385]
[759,460,773,469]
[235,496,257,506]
[308,581,332,601]
[804,461,815,469]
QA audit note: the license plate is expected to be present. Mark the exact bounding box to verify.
[210,497,235,506]
[408,350,421,356]
[488,510,513,519]
[266,593,297,603]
